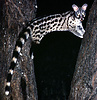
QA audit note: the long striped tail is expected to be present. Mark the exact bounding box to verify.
[5,27,31,96]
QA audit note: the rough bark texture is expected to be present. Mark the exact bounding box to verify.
[0,0,38,100]
[69,0,97,100]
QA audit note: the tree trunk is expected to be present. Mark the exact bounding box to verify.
[0,0,38,100]
[69,0,97,100]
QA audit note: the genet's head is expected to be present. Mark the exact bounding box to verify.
[72,4,88,21]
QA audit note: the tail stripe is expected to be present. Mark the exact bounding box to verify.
[5,85,10,90]
[6,82,11,86]
[9,69,14,75]
[5,86,10,93]
[20,38,25,45]
[13,51,19,59]
[7,73,12,82]
[15,46,21,53]
[24,32,29,40]
[16,40,23,49]
[9,61,16,70]
[12,57,17,63]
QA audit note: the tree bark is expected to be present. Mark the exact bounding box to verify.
[69,0,97,100]
[0,0,38,100]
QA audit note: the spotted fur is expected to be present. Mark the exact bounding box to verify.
[5,4,87,96]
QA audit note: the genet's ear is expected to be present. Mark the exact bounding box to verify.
[72,4,79,12]
[82,4,88,11]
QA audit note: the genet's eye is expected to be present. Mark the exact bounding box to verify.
[82,12,85,17]
[82,14,85,17]
[77,13,80,18]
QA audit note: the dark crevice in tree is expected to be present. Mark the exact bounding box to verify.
[10,96,13,100]
[20,77,27,100]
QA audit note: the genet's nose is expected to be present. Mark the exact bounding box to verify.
[81,17,83,21]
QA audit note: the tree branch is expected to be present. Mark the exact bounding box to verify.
[69,0,97,99]
[0,0,38,99]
